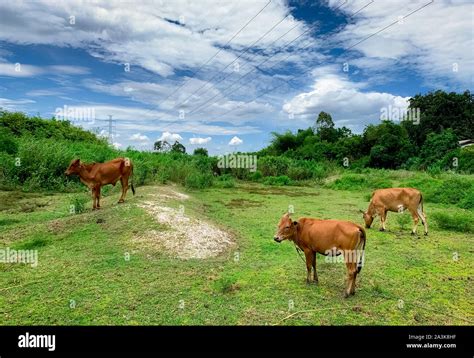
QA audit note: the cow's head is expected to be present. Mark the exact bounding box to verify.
[65,158,81,176]
[360,209,374,228]
[274,212,298,243]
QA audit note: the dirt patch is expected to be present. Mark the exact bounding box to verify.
[225,198,262,208]
[135,187,234,260]
[240,186,317,197]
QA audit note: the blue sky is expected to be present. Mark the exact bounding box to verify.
[0,0,472,154]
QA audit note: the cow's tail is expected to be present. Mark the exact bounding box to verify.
[356,228,366,273]
[131,162,136,195]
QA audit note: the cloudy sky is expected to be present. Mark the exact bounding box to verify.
[0,0,472,153]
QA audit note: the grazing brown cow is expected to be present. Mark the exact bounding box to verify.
[65,157,135,210]
[360,187,428,235]
[274,213,366,297]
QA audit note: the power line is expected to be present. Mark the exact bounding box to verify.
[173,10,294,110]
[177,0,349,112]
[202,0,435,121]
[159,0,272,104]
[186,23,306,115]
[187,0,372,116]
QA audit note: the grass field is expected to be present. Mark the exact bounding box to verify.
[0,182,472,325]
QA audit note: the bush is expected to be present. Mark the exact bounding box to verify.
[432,212,474,233]
[459,187,474,209]
[214,174,235,188]
[249,170,263,182]
[431,177,472,205]
[263,175,292,186]
[0,128,18,155]
[185,172,213,189]
[258,156,290,177]
[69,194,89,214]
[395,212,412,231]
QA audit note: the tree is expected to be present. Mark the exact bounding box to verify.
[153,140,170,152]
[171,141,186,154]
[193,147,208,156]
[363,121,413,169]
[316,111,338,142]
[419,129,459,169]
[402,90,473,147]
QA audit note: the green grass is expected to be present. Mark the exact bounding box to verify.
[0,182,472,325]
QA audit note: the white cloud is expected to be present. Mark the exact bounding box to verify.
[0,63,89,77]
[129,133,150,143]
[157,131,183,142]
[0,1,311,78]
[329,0,473,89]
[26,89,63,97]
[189,137,212,145]
[0,63,42,77]
[228,136,243,146]
[282,66,410,132]
[0,97,36,111]
[113,142,122,149]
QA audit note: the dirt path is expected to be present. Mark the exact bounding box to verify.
[135,186,234,259]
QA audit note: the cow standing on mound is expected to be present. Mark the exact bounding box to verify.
[65,157,135,210]
[360,188,428,236]
[274,213,366,298]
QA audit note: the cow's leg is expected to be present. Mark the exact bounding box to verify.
[118,177,128,203]
[410,209,419,235]
[96,186,101,208]
[344,261,357,298]
[91,187,97,210]
[312,252,318,284]
[304,250,314,284]
[379,209,387,231]
[417,205,428,235]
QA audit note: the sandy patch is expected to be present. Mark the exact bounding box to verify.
[135,187,234,259]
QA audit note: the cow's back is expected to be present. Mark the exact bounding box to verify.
[298,218,362,253]
[92,158,128,185]
[373,188,421,211]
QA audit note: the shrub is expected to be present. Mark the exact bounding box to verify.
[459,187,474,209]
[214,174,235,188]
[185,172,213,189]
[69,194,89,214]
[249,170,263,182]
[431,177,472,205]
[432,212,474,233]
[258,156,290,177]
[263,175,292,186]
[395,212,412,231]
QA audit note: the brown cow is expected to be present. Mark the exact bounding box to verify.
[274,213,366,297]
[360,187,428,235]
[65,157,135,210]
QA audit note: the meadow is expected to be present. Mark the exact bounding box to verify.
[0,110,473,325]
[1,177,472,325]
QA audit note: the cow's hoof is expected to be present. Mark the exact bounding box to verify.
[424,232,428,236]
[118,200,124,204]
[379,228,385,232]
[411,232,416,236]
[343,291,350,298]
[312,280,319,285]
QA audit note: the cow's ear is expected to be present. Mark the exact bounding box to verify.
[74,159,80,165]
